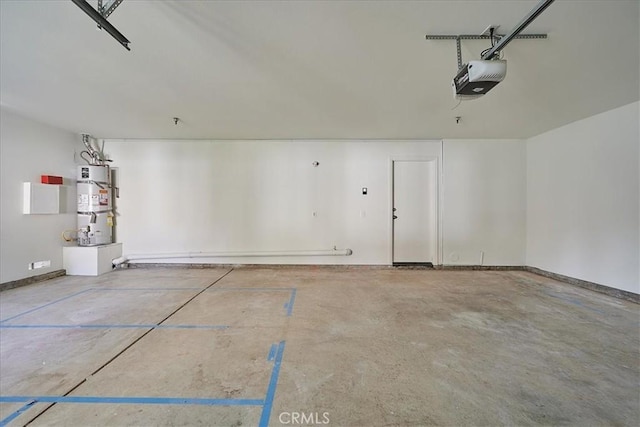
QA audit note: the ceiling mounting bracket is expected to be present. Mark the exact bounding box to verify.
[71,0,131,51]
[426,32,548,70]
[98,0,124,19]
[426,0,554,68]
[455,37,462,70]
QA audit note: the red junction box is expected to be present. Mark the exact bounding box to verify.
[41,175,63,185]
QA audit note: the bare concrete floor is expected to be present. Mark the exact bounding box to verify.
[0,267,638,426]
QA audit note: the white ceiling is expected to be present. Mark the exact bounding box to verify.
[1,0,638,140]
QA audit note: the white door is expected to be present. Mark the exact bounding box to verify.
[393,160,438,264]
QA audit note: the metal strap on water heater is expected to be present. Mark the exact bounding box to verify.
[78,210,112,215]
[77,179,109,188]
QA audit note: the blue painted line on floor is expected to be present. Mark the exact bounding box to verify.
[0,289,93,324]
[0,396,264,406]
[0,324,229,330]
[259,340,286,427]
[96,288,204,291]
[207,286,298,316]
[212,288,295,292]
[267,343,277,361]
[285,289,297,316]
[155,324,229,330]
[544,290,608,315]
[0,399,36,426]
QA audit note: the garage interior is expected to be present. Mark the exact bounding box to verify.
[0,0,638,426]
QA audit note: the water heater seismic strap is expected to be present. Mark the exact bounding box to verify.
[77,179,109,184]
[77,180,110,187]
[78,210,112,215]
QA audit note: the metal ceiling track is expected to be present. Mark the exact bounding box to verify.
[98,0,124,19]
[424,34,547,40]
[426,0,554,69]
[71,0,130,50]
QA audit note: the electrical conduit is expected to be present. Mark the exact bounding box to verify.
[112,248,353,266]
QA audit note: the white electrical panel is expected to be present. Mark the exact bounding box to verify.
[23,182,60,214]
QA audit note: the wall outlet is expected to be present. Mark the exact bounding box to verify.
[29,260,51,270]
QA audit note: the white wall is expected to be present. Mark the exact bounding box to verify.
[527,102,640,294]
[442,140,526,266]
[105,138,525,266]
[0,108,82,283]
[3,102,635,293]
[106,140,439,264]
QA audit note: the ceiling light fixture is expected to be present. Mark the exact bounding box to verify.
[71,0,131,51]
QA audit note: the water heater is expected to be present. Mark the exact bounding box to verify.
[77,165,113,246]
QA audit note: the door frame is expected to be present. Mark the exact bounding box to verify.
[389,155,442,265]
